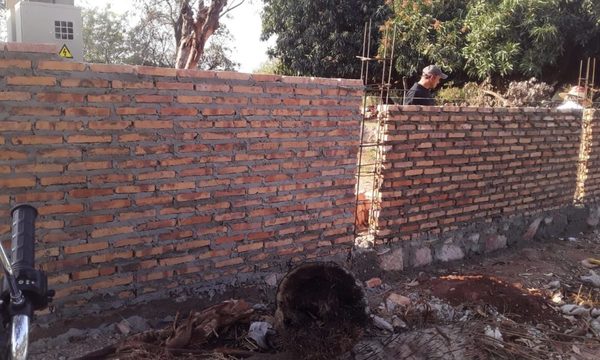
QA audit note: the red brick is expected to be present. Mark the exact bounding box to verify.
[11,107,60,116]
[40,175,86,185]
[70,214,113,226]
[67,161,111,171]
[116,107,157,115]
[215,257,244,268]
[61,78,110,88]
[71,269,99,281]
[135,95,172,103]
[90,199,131,210]
[175,192,210,202]
[39,203,83,215]
[0,92,31,101]
[175,239,210,251]
[156,82,194,90]
[133,120,173,129]
[137,171,175,181]
[15,163,63,173]
[202,108,235,116]
[0,121,31,131]
[177,95,212,104]
[160,107,198,116]
[111,80,154,89]
[91,226,133,239]
[67,135,111,143]
[0,59,31,69]
[115,185,155,193]
[135,195,173,206]
[15,192,63,202]
[90,251,133,263]
[0,177,36,188]
[90,63,134,73]
[37,60,86,71]
[90,275,133,290]
[35,120,83,131]
[6,76,56,86]
[88,94,130,102]
[65,107,110,117]
[238,242,263,252]
[90,174,133,184]
[12,135,62,145]
[38,148,81,158]
[0,150,27,160]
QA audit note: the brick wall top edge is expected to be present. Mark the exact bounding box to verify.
[387,104,584,114]
[2,43,363,87]
[4,42,60,54]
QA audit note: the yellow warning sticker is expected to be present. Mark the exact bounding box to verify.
[59,44,73,59]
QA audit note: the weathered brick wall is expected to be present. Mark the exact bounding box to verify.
[376,105,582,244]
[0,44,362,314]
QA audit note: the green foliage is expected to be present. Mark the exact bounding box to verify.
[387,0,600,82]
[261,0,389,78]
[82,6,129,64]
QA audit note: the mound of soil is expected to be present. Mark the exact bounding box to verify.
[428,275,562,324]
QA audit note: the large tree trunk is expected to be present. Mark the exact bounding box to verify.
[175,0,227,69]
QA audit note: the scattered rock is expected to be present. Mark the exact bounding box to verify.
[581,270,600,288]
[385,293,411,312]
[265,274,278,287]
[547,280,561,289]
[247,321,274,350]
[366,277,382,288]
[371,315,394,332]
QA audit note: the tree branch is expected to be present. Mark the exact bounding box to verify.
[220,0,245,18]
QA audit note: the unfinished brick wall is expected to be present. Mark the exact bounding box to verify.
[376,106,582,243]
[0,45,362,313]
[577,109,600,202]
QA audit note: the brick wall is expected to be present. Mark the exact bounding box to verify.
[0,44,363,313]
[577,109,600,202]
[376,105,583,243]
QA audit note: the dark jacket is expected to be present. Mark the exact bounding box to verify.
[404,83,434,105]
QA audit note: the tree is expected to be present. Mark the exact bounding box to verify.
[386,0,600,84]
[82,6,129,64]
[80,1,239,70]
[132,0,243,69]
[261,0,389,78]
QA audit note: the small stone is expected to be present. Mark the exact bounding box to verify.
[391,316,407,329]
[371,315,394,332]
[547,280,561,289]
[265,274,278,287]
[385,293,411,312]
[116,321,130,335]
[365,277,382,288]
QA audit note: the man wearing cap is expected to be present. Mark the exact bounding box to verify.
[557,85,587,110]
[404,65,448,105]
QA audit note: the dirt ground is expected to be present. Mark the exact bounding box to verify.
[29,230,600,359]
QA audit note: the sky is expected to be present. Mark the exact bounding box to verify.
[74,0,273,73]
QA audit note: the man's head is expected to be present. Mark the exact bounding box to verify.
[420,65,448,89]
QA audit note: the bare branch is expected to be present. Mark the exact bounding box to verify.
[220,0,245,18]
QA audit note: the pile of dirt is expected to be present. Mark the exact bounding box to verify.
[428,275,563,324]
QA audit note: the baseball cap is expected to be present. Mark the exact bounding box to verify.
[423,65,448,79]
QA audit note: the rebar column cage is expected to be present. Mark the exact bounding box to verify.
[354,21,397,245]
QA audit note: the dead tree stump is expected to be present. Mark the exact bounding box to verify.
[275,262,369,359]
